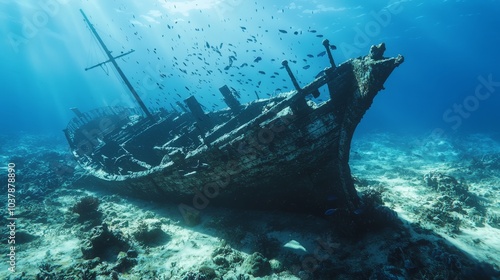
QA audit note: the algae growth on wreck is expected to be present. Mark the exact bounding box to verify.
[1,1,500,279]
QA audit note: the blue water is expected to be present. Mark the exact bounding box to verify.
[1,0,499,136]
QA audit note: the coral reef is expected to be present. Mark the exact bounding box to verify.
[211,244,244,271]
[241,252,271,277]
[4,132,500,279]
[80,223,129,261]
[71,196,101,220]
[419,171,487,234]
[181,266,217,280]
[423,171,484,212]
[133,221,170,247]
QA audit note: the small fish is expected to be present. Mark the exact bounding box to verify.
[278,29,287,33]
[231,87,241,98]
[317,51,326,57]
[324,208,337,216]
[330,44,337,50]
[314,70,325,78]
[258,70,266,75]
[240,26,247,31]
[307,54,314,58]
[302,65,310,70]
[254,57,262,63]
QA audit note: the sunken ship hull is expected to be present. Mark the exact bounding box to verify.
[65,42,403,215]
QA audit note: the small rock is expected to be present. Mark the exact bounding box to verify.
[241,252,271,277]
[113,251,137,272]
[269,259,284,273]
[127,249,138,258]
[213,255,229,267]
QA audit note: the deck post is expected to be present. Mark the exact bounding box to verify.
[282,60,302,91]
[219,85,241,113]
[185,96,213,131]
[323,39,336,69]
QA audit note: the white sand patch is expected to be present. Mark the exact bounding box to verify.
[443,226,500,265]
[160,230,222,272]
[283,240,308,253]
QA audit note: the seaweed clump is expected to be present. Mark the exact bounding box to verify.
[36,262,57,280]
[348,187,399,236]
[71,196,101,220]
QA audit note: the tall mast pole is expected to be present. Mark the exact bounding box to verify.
[80,9,152,118]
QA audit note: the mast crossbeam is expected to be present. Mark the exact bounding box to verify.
[85,49,136,71]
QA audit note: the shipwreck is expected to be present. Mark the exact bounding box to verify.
[64,10,404,217]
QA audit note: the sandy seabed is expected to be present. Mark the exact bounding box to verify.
[0,132,499,279]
